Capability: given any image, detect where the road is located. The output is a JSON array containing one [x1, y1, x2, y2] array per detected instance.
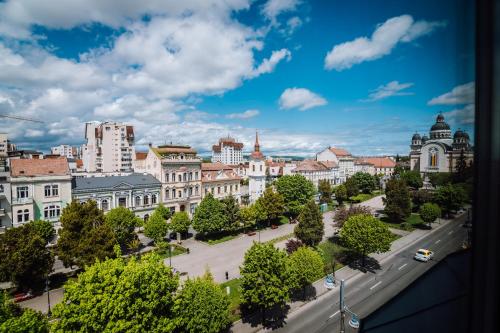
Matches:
[[268, 213, 467, 333]]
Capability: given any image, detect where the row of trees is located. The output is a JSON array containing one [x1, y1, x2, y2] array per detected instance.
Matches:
[[331, 172, 382, 205]]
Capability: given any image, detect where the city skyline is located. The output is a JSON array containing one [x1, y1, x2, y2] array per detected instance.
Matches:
[[0, 0, 474, 156]]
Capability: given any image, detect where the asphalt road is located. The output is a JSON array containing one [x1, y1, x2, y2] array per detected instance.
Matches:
[[271, 214, 467, 333]]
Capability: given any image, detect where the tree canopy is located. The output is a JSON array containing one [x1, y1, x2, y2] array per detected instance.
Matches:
[[192, 193, 228, 235], [155, 203, 173, 221], [220, 195, 241, 231], [275, 174, 315, 217], [334, 184, 348, 205], [333, 205, 372, 228], [144, 210, 169, 245], [419, 203, 441, 228], [0, 223, 54, 290], [383, 178, 411, 223], [0, 293, 48, 333], [344, 177, 360, 197], [294, 200, 324, 247], [433, 183, 466, 216], [400, 170, 423, 189], [29, 220, 55, 244], [257, 187, 285, 224], [57, 201, 117, 268], [351, 172, 376, 194], [169, 211, 191, 235], [51, 253, 179, 333], [105, 206, 140, 250], [318, 180, 333, 204], [239, 203, 266, 230], [411, 189, 434, 211], [288, 247, 324, 294]]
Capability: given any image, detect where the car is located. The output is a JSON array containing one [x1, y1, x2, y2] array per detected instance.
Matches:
[[13, 291, 34, 303], [414, 249, 434, 262]]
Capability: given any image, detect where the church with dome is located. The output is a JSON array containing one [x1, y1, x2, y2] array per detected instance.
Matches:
[[409, 114, 473, 174]]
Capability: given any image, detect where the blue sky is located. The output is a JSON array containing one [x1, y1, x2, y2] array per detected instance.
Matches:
[[0, 0, 475, 156]]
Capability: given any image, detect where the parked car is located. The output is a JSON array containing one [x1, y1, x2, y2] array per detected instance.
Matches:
[[13, 291, 34, 303], [414, 249, 434, 262]]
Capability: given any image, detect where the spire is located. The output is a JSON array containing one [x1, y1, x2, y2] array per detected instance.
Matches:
[[254, 131, 260, 152]]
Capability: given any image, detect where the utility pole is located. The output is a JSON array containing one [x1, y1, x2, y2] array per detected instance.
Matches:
[[340, 279, 345, 333]]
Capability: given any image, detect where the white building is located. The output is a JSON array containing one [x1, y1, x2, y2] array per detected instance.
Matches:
[[248, 132, 266, 203], [355, 157, 396, 176], [292, 160, 340, 188], [0, 133, 15, 172], [51, 145, 80, 159], [316, 147, 355, 183], [410, 114, 473, 174], [82, 122, 135, 173], [0, 171, 12, 229], [9, 157, 72, 227], [211, 136, 244, 165], [201, 162, 242, 202]]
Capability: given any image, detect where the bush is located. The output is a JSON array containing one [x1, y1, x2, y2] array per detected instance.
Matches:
[[285, 239, 304, 254], [333, 205, 372, 228]]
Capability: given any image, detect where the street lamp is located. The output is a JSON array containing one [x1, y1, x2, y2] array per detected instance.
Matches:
[[339, 279, 360, 332]]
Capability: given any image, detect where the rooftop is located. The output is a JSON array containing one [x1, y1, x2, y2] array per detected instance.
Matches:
[[73, 173, 161, 191], [10, 157, 70, 177]]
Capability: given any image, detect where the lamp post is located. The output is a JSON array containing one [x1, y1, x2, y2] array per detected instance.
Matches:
[[339, 279, 360, 332]]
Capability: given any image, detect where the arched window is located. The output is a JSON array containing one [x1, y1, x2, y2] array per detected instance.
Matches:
[[17, 210, 23, 223], [135, 196, 141, 207], [24, 209, 29, 222], [44, 205, 61, 219], [152, 194, 157, 204], [101, 199, 109, 211], [165, 188, 170, 199], [143, 195, 149, 205], [429, 147, 439, 167]]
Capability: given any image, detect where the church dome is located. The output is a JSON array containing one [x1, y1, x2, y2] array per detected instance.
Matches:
[[454, 129, 465, 139], [431, 121, 451, 131], [422, 135, 429, 143], [412, 133, 421, 140]]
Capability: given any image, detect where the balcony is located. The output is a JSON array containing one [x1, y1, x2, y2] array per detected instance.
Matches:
[[0, 208, 5, 216], [12, 197, 33, 205]]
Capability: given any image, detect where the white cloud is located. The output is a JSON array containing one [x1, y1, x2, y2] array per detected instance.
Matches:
[[364, 80, 414, 101], [428, 82, 475, 105], [279, 88, 327, 111], [226, 109, 260, 119], [249, 49, 291, 78], [25, 129, 44, 138], [442, 104, 475, 125], [262, 0, 300, 24], [324, 15, 445, 71]]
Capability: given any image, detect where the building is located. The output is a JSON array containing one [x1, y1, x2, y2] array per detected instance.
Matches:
[[51, 145, 80, 159], [9, 157, 72, 227], [0, 171, 12, 229], [316, 146, 355, 183], [211, 136, 244, 165], [201, 162, 242, 202], [354, 159, 376, 175], [248, 132, 266, 202], [410, 114, 473, 174], [81, 122, 135, 173], [292, 160, 340, 188], [133, 152, 148, 172], [72, 173, 161, 222], [143, 144, 202, 216], [355, 157, 396, 176]]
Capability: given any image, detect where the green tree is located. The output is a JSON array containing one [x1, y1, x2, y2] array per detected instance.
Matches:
[[239, 204, 266, 231], [144, 211, 169, 245], [57, 201, 117, 268], [51, 253, 178, 333], [257, 187, 285, 225], [170, 211, 191, 236], [428, 172, 453, 187], [419, 203, 441, 228], [351, 172, 376, 194], [334, 184, 348, 206], [275, 174, 315, 217], [288, 247, 324, 298], [411, 189, 434, 212], [294, 200, 324, 247], [105, 206, 140, 250], [400, 170, 423, 190], [29, 220, 55, 244], [1, 292, 48, 333], [340, 215, 393, 266], [155, 203, 172, 221], [318, 180, 333, 204], [433, 183, 467, 216], [240, 242, 291, 322], [192, 193, 228, 235], [454, 149, 468, 183], [333, 205, 372, 228], [383, 178, 411, 223], [173, 272, 230, 333], [344, 177, 359, 197], [0, 224, 54, 290], [220, 195, 241, 231]]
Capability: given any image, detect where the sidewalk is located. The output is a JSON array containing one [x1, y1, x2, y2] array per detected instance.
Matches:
[[231, 214, 459, 333]]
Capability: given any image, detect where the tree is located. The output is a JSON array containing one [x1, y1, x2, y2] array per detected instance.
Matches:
[[344, 177, 359, 197], [285, 239, 304, 254], [383, 178, 411, 223], [400, 170, 423, 190], [57, 201, 117, 268], [428, 172, 453, 187], [419, 203, 441, 228], [433, 183, 467, 216], [105, 206, 141, 250], [340, 215, 393, 266], [411, 189, 434, 211], [144, 211, 169, 245], [29, 220, 55, 244], [288, 247, 324, 298], [239, 204, 266, 231], [294, 200, 324, 247], [192, 193, 228, 235], [333, 205, 372, 228], [155, 203, 172, 221], [220, 195, 241, 231], [1, 291, 48, 333], [240, 243, 291, 321], [351, 172, 376, 194], [257, 187, 285, 224], [52, 253, 178, 332], [170, 211, 191, 236], [334, 184, 348, 206], [275, 174, 315, 217], [318, 180, 333, 204], [173, 272, 230, 333], [0, 224, 54, 290]]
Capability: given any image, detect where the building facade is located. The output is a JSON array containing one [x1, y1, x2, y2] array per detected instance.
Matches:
[[292, 160, 340, 188], [410, 114, 473, 174], [9, 158, 72, 227], [248, 132, 266, 203], [201, 162, 242, 202], [51, 145, 80, 159], [211, 136, 244, 165], [143, 144, 202, 216], [316, 147, 355, 183], [72, 173, 161, 222], [0, 171, 12, 228], [355, 157, 396, 176], [82, 122, 135, 173]]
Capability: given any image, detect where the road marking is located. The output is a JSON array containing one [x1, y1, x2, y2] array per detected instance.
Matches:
[[369, 281, 382, 290], [398, 263, 408, 270], [435, 239, 441, 244], [329, 310, 340, 318], [448, 231, 453, 235]]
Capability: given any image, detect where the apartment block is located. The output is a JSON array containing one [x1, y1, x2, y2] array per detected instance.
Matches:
[[51, 144, 80, 159], [211, 136, 244, 165]]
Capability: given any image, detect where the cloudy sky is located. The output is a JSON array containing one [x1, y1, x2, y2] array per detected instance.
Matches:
[[0, 0, 475, 156]]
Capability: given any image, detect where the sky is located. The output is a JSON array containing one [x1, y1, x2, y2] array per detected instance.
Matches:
[[0, 0, 475, 157]]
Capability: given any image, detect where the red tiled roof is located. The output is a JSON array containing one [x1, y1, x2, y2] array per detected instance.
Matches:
[[293, 160, 329, 172], [136, 152, 148, 160], [329, 147, 351, 156], [358, 157, 396, 168], [318, 161, 338, 168], [76, 159, 83, 168], [202, 162, 233, 171], [11, 157, 70, 177], [202, 169, 242, 182], [250, 151, 264, 160]]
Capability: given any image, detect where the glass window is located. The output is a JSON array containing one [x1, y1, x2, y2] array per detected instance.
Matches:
[[24, 209, 29, 222], [152, 194, 157, 204], [143, 196, 149, 205], [165, 173, 169, 182], [52, 185, 59, 196], [101, 199, 109, 211], [44, 185, 51, 197], [17, 210, 23, 223], [17, 186, 28, 198], [44, 205, 61, 219], [0, 184, 3, 193], [165, 189, 170, 199], [118, 197, 127, 207], [135, 196, 141, 206]]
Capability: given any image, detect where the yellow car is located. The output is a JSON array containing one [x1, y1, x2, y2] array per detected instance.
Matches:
[[414, 249, 434, 262]]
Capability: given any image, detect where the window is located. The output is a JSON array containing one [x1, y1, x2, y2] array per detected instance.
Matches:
[[224, 185, 227, 193], [0, 184, 4, 193], [165, 173, 169, 182], [44, 205, 61, 219], [44, 184, 59, 197], [178, 190, 182, 198], [195, 186, 199, 195], [17, 186, 28, 199], [101, 199, 109, 211], [24, 209, 29, 222], [218, 186, 221, 194], [171, 173, 175, 182], [173, 189, 176, 198], [135, 196, 141, 206], [178, 174, 182, 182], [17, 210, 24, 223], [205, 188, 208, 195], [429, 147, 438, 167], [165, 189, 170, 199], [235, 184, 238, 191], [152, 194, 157, 204], [195, 171, 199, 180], [260, 165, 263, 171], [144, 196, 149, 205], [118, 197, 127, 207], [183, 173, 187, 182], [143, 214, 149, 223], [252, 165, 255, 172], [189, 172, 193, 181], [189, 187, 193, 196]]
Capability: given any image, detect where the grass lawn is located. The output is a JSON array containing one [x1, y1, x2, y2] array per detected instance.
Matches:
[[156, 243, 188, 259], [203, 234, 240, 245], [278, 215, 289, 225], [349, 193, 376, 203], [220, 278, 242, 322], [317, 240, 349, 274], [381, 213, 426, 231], [265, 232, 294, 245]]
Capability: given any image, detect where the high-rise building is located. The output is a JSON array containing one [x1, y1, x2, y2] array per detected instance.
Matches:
[[248, 131, 266, 202], [51, 145, 80, 159], [82, 122, 135, 173], [211, 136, 244, 165]]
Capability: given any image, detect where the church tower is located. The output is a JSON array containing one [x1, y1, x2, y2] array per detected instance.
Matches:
[[248, 131, 266, 202]]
